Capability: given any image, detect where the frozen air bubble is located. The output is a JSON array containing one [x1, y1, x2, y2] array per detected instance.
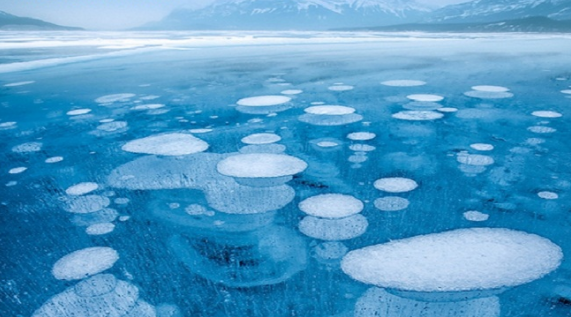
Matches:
[[216, 153, 307, 178], [97, 121, 127, 132], [299, 214, 368, 241], [402, 101, 443, 111], [314, 241, 349, 260], [528, 126, 556, 134], [66, 182, 99, 196], [437, 107, 458, 113], [281, 89, 303, 95], [67, 109, 92, 116], [95, 93, 135, 104], [317, 141, 340, 148], [328, 85, 354, 91], [311, 101, 325, 105], [341, 228, 563, 292], [561, 89, 571, 94], [52, 247, 119, 280], [532, 111, 562, 118], [349, 144, 376, 152], [348, 155, 368, 163], [86, 223, 115, 235], [188, 128, 213, 133], [184, 204, 214, 216], [299, 194, 363, 219], [122, 133, 209, 156], [381, 80, 426, 87], [45, 156, 64, 163], [470, 143, 494, 151], [237, 95, 291, 106], [526, 138, 545, 145], [4, 81, 34, 87], [538, 191, 558, 200], [472, 85, 509, 92], [131, 104, 165, 110], [464, 91, 514, 99], [463, 210, 489, 222], [374, 177, 418, 193], [12, 142, 42, 153], [8, 167, 27, 174], [457, 153, 494, 166], [0, 121, 17, 129], [406, 94, 444, 102], [241, 133, 281, 145], [239, 144, 286, 154], [64, 195, 110, 214], [392, 110, 443, 121], [347, 132, 376, 141], [374, 196, 410, 211], [6, 181, 17, 187], [139, 95, 160, 101], [114, 198, 130, 205], [305, 105, 355, 115]]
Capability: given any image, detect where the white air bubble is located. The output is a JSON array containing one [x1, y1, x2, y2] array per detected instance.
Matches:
[[406, 94, 444, 102], [299, 194, 363, 219], [374, 196, 410, 211], [470, 143, 494, 151], [67, 109, 92, 116], [122, 133, 209, 156], [66, 182, 99, 196], [347, 132, 376, 141], [52, 247, 119, 280], [86, 223, 115, 235], [8, 167, 27, 174], [374, 177, 418, 193], [532, 111, 562, 118], [538, 191, 558, 200], [463, 210, 489, 222], [381, 80, 426, 87]]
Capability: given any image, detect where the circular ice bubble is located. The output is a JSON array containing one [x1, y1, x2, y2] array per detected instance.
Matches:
[[97, 121, 128, 132], [67, 109, 92, 116], [470, 143, 494, 151], [328, 85, 354, 91], [381, 80, 426, 87], [538, 191, 558, 200], [560, 89, 571, 94], [4, 81, 34, 87], [317, 141, 340, 148], [463, 210, 489, 222], [237, 95, 291, 107], [472, 85, 509, 92], [239, 144, 286, 154], [464, 91, 514, 99], [64, 195, 110, 214], [122, 133, 209, 156], [66, 182, 99, 196], [216, 153, 307, 178], [402, 101, 442, 111], [374, 196, 410, 211], [12, 142, 42, 153], [299, 214, 368, 241], [374, 177, 418, 193], [341, 228, 563, 292], [347, 132, 376, 141], [73, 273, 117, 297], [437, 107, 458, 113], [314, 241, 349, 260], [392, 110, 443, 121], [348, 155, 368, 163], [526, 138, 545, 145], [457, 153, 494, 166], [52, 247, 119, 280], [131, 104, 165, 110], [532, 111, 562, 118], [528, 126, 556, 134], [241, 133, 281, 145], [188, 128, 213, 134], [406, 94, 444, 102], [45, 156, 64, 163], [86, 223, 115, 235], [281, 89, 303, 95], [305, 105, 355, 115], [95, 93, 135, 104], [299, 194, 364, 219], [8, 167, 27, 174], [349, 144, 376, 152], [0, 121, 17, 129]]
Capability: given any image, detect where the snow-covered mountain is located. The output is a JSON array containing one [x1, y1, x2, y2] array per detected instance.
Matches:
[[428, 0, 571, 23], [0, 11, 83, 30], [140, 0, 431, 30]]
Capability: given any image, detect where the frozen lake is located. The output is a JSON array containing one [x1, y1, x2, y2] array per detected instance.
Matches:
[[1, 31, 570, 317]]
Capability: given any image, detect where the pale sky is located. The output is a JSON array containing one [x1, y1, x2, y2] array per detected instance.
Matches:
[[1, 0, 471, 30]]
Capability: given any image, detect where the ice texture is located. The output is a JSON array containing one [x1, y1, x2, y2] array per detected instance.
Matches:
[[341, 228, 563, 292]]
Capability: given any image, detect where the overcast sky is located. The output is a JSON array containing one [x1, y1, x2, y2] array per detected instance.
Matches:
[[2, 0, 471, 30]]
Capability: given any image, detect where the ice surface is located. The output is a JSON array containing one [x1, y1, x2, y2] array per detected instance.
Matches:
[[122, 133, 209, 156], [374, 196, 410, 211], [531, 110, 562, 118], [341, 228, 563, 292], [299, 194, 363, 219], [374, 177, 418, 193], [381, 80, 426, 87], [66, 182, 99, 196], [406, 94, 444, 102], [392, 110, 444, 121], [241, 133, 281, 144], [52, 247, 119, 280], [216, 153, 307, 178], [347, 132, 376, 141], [304, 105, 355, 115], [237, 95, 291, 106], [299, 214, 368, 241]]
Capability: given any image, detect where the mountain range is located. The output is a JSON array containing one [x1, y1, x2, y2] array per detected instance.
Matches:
[[0, 10, 83, 30], [141, 0, 571, 30]]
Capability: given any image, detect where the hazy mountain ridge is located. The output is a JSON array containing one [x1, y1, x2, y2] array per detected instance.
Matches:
[[0, 10, 83, 30], [139, 0, 431, 30], [428, 0, 571, 23]]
